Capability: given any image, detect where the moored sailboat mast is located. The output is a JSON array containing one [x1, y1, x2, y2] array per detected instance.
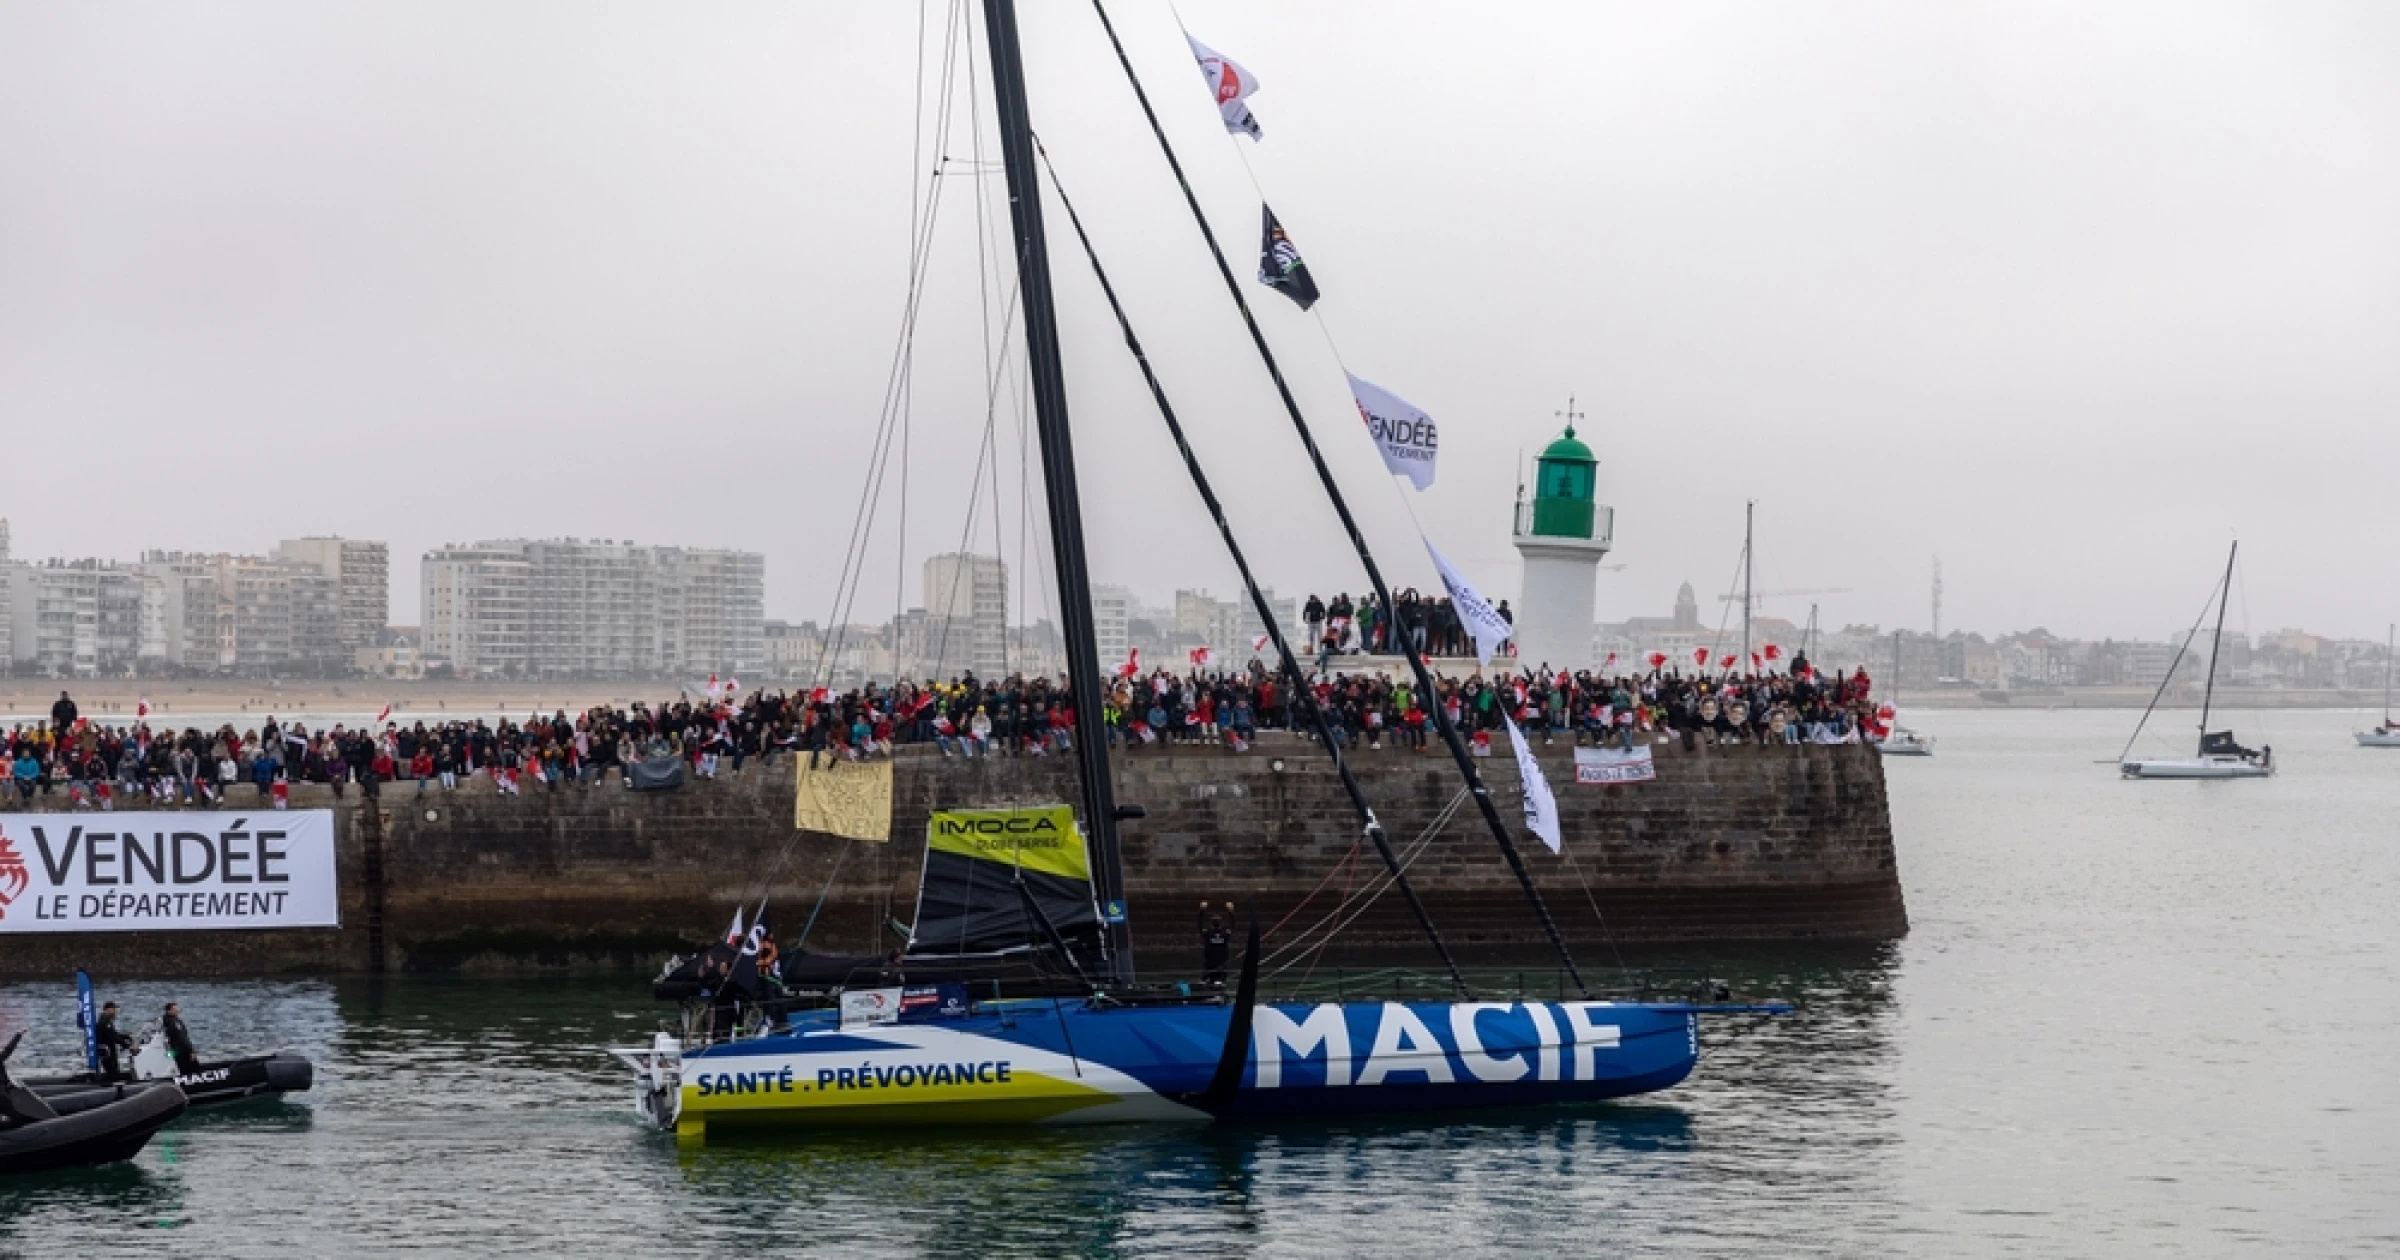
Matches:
[[2197, 540, 2237, 750]]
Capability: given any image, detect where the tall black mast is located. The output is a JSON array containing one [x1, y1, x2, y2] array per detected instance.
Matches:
[[2198, 539, 2237, 748], [981, 0, 1133, 981]]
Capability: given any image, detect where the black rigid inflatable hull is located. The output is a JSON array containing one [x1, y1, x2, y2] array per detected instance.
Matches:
[[30, 1053, 314, 1110], [0, 1081, 187, 1175]]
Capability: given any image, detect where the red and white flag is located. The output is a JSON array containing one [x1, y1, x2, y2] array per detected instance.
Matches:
[[1251, 632, 1270, 654], [136, 697, 150, 718], [1117, 647, 1141, 679], [1188, 36, 1263, 140], [1764, 643, 1783, 662], [376, 703, 393, 724], [1720, 653, 1737, 670], [725, 676, 740, 697], [1189, 646, 1215, 670], [705, 673, 721, 700], [1692, 647, 1709, 667], [1648, 651, 1669, 670], [807, 687, 830, 705], [1603, 652, 1618, 669]]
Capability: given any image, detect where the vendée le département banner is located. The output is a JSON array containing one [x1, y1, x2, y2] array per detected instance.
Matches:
[[0, 810, 339, 933]]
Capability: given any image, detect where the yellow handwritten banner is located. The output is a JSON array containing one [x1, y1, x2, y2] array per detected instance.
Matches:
[[793, 758, 894, 843]]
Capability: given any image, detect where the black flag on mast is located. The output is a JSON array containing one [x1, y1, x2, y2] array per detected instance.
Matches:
[[1258, 205, 1320, 311]]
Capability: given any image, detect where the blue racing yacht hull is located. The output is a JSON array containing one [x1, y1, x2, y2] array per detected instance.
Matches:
[[656, 998, 1714, 1133]]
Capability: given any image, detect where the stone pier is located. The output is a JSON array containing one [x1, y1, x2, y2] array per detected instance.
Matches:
[[0, 733, 1906, 976]]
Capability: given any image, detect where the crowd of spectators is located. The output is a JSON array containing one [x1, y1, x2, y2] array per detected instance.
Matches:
[[1299, 590, 1510, 660], [0, 660, 1887, 809]]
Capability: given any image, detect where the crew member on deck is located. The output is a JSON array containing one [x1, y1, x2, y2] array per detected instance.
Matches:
[[95, 1001, 135, 1081], [163, 1002, 201, 1075], [1199, 902, 1235, 985]]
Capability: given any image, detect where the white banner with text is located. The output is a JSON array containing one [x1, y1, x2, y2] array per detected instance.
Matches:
[[1574, 746, 1658, 785], [0, 810, 339, 933]]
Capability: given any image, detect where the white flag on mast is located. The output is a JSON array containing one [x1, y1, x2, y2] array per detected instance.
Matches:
[[1505, 713, 1562, 854], [1348, 374, 1438, 491], [1188, 37, 1264, 140], [1425, 541, 1513, 666]]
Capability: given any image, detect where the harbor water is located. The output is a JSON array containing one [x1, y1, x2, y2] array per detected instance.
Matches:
[[1, 708, 2393, 1256]]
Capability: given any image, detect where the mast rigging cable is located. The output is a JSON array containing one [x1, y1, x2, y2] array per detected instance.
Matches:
[[1037, 139, 1470, 996], [1088, 0, 1588, 994]]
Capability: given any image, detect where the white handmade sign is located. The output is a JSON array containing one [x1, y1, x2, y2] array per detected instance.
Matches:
[[1573, 746, 1658, 785], [0, 810, 339, 933]]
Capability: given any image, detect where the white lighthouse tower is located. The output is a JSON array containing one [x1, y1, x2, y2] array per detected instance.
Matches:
[[1511, 410, 1614, 673]]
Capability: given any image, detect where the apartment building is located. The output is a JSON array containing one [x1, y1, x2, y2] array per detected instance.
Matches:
[[422, 539, 763, 678], [274, 537, 390, 652], [922, 552, 1008, 678]]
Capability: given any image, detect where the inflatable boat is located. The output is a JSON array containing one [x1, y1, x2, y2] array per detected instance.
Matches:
[[1, 1034, 189, 1175], [29, 1030, 313, 1110]]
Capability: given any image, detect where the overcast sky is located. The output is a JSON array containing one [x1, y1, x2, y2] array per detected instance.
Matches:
[[5, 2, 2398, 643]]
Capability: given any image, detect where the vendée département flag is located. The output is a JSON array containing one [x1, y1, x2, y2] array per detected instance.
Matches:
[[1348, 373, 1438, 490], [1505, 713, 1563, 854], [1259, 205, 1319, 310], [1424, 540, 1515, 666], [1188, 37, 1263, 140]]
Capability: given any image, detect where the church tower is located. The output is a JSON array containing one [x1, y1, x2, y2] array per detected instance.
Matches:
[[1510, 412, 1614, 672]]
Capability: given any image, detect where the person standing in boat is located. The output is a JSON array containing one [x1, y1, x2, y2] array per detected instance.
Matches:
[[162, 1002, 201, 1075], [1199, 902, 1234, 985], [94, 1001, 135, 1081]]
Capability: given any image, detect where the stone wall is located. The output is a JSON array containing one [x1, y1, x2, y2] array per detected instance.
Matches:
[[0, 733, 1905, 976]]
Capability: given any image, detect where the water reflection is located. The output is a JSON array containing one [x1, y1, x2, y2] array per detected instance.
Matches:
[[662, 1105, 1705, 1255], [0, 1162, 185, 1247]]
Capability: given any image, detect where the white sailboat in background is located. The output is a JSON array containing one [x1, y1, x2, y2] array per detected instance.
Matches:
[[2357, 624, 2400, 748], [1879, 630, 1934, 757], [2120, 541, 2272, 780]]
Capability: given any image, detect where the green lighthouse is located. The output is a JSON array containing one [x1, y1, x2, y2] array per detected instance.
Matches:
[[1527, 426, 1598, 539], [1512, 403, 1615, 671]]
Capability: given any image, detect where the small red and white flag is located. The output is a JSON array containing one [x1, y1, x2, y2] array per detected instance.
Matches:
[[1648, 651, 1669, 670], [704, 673, 721, 700], [1188, 37, 1264, 140], [1750, 652, 1762, 671], [1603, 652, 1618, 669], [136, 697, 150, 718], [1189, 646, 1215, 670], [1117, 647, 1141, 679], [1692, 647, 1710, 667], [1720, 653, 1737, 670], [1764, 643, 1783, 662], [376, 703, 393, 724], [808, 687, 831, 705], [1251, 632, 1271, 653], [725, 676, 740, 697]]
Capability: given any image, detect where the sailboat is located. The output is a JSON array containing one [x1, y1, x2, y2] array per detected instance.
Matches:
[[2120, 542, 2272, 779], [1878, 631, 1934, 757], [2356, 625, 2400, 747], [609, 0, 1784, 1136]]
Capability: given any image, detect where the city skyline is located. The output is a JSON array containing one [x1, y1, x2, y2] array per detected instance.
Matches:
[[6, 4, 2399, 647]]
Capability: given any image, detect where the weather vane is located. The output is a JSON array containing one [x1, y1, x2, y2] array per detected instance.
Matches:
[[1555, 395, 1585, 437]]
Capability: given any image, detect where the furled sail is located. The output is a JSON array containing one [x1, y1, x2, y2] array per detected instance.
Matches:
[[909, 805, 1102, 957]]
